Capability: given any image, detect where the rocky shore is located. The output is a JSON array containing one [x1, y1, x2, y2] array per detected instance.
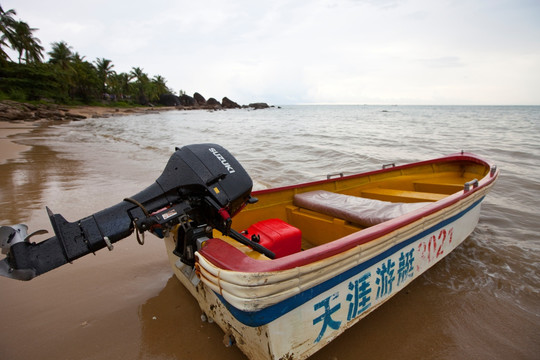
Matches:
[[0, 94, 272, 123], [159, 92, 271, 111], [0, 100, 86, 122], [0, 100, 167, 122]]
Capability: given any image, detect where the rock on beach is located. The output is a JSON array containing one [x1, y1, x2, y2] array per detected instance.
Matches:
[[0, 100, 86, 122], [1, 93, 274, 124]]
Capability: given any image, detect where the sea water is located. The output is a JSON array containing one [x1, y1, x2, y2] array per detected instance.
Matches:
[[2, 105, 539, 359]]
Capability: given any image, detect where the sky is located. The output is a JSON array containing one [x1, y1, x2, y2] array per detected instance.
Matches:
[[3, 0, 540, 105]]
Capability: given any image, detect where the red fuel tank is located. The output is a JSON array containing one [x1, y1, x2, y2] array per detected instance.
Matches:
[[242, 219, 301, 258]]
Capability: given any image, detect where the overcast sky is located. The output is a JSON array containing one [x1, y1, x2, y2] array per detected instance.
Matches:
[[3, 0, 540, 105]]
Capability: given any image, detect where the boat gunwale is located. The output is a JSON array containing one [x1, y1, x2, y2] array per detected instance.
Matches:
[[197, 152, 499, 273]]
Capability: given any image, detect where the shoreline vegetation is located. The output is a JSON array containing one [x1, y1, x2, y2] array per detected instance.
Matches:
[[1, 5, 271, 113]]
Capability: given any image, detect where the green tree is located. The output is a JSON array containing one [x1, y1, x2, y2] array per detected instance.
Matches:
[[152, 75, 168, 93], [71, 54, 99, 101], [108, 72, 132, 100], [130, 66, 149, 104], [0, 62, 63, 101], [46, 41, 74, 100], [1, 7, 43, 64], [0, 5, 17, 63], [146, 75, 169, 102], [47, 41, 73, 70], [11, 20, 43, 63], [94, 57, 114, 94]]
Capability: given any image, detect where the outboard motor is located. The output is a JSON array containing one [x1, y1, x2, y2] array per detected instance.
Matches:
[[0, 144, 273, 281]]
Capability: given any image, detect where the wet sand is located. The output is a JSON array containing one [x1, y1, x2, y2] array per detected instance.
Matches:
[[0, 118, 247, 360], [0, 122, 35, 164]]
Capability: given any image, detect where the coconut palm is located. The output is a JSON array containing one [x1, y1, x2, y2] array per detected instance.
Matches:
[[152, 75, 169, 94], [47, 41, 73, 70], [10, 20, 43, 63], [0, 34, 10, 63], [70, 53, 100, 101], [108, 72, 132, 100], [0, 5, 16, 32], [94, 57, 115, 94], [130, 66, 150, 104], [0, 5, 17, 63], [130, 66, 148, 84]]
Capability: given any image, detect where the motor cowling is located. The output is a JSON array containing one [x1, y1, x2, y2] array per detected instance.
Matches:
[[157, 144, 253, 219]]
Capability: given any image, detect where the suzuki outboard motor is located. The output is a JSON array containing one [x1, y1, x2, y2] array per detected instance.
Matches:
[[0, 144, 273, 281]]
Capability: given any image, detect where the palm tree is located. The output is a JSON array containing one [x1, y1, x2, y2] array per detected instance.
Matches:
[[1, 6, 43, 64], [70, 54, 100, 101], [152, 75, 169, 95], [0, 33, 10, 63], [0, 5, 16, 33], [130, 66, 149, 104], [11, 20, 43, 63], [46, 41, 76, 101], [130, 66, 148, 83], [72, 52, 85, 62], [47, 41, 73, 70], [109, 72, 132, 100], [94, 58, 114, 94], [0, 5, 17, 63]]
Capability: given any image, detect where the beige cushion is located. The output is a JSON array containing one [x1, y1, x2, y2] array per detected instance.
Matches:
[[293, 190, 430, 227]]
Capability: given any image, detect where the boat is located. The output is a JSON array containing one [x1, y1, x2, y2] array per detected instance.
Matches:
[[0, 144, 499, 360]]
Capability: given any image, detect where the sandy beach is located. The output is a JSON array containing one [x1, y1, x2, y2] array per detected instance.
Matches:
[[0, 104, 175, 164]]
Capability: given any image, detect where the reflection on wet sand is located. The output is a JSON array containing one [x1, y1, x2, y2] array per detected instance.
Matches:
[[0, 144, 81, 224]]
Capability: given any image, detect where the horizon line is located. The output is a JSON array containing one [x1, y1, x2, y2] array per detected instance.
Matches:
[[279, 103, 540, 107]]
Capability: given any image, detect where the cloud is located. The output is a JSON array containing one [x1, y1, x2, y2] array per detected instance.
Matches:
[[3, 0, 540, 104], [418, 57, 465, 68]]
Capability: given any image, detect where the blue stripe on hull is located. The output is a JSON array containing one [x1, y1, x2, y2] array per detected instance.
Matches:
[[217, 197, 484, 327]]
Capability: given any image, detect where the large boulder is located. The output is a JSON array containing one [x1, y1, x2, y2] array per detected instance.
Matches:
[[159, 94, 181, 106], [222, 97, 241, 109], [179, 94, 197, 106], [193, 92, 206, 105], [206, 98, 222, 108], [249, 102, 270, 109]]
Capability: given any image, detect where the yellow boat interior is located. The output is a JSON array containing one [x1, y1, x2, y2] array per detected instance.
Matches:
[[208, 158, 490, 259]]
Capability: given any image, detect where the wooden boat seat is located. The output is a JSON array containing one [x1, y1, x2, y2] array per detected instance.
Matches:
[[293, 190, 431, 227], [413, 180, 464, 194], [360, 188, 447, 202]]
